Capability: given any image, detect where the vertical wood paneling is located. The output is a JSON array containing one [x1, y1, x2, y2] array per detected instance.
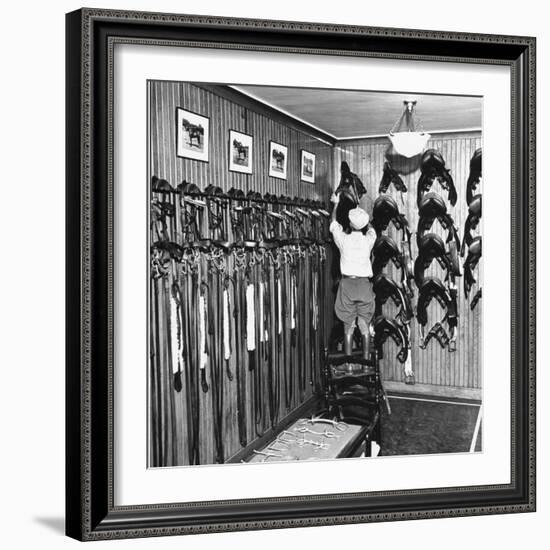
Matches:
[[149, 81, 334, 466], [336, 133, 482, 390], [150, 80, 481, 469], [151, 81, 333, 202]]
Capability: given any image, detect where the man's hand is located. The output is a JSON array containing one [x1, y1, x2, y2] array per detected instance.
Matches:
[[330, 192, 340, 204]]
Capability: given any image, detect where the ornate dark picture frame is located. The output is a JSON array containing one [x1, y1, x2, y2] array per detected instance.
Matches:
[[66, 8, 536, 541]]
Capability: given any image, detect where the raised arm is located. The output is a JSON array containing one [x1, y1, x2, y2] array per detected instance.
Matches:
[[330, 191, 339, 223]]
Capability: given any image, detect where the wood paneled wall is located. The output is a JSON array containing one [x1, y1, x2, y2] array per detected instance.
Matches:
[[148, 81, 334, 466], [334, 132, 482, 389], [148, 79, 483, 469], [149, 80, 334, 201]]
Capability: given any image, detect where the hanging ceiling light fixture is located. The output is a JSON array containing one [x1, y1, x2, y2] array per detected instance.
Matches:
[[388, 100, 431, 158]]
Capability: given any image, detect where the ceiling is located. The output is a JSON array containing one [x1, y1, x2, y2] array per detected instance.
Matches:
[[233, 85, 482, 139]]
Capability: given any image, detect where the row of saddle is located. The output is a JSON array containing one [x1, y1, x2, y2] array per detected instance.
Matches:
[[370, 190, 480, 298], [379, 147, 482, 208], [368, 148, 483, 353], [462, 149, 482, 308], [151, 176, 332, 247]]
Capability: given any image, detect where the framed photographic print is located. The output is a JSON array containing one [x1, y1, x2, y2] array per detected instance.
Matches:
[[268, 140, 288, 179], [66, 7, 536, 542], [301, 149, 316, 183], [176, 107, 209, 161], [229, 129, 253, 174]]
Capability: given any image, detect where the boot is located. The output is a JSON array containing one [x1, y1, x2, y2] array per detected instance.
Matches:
[[344, 332, 353, 357], [361, 334, 370, 361]]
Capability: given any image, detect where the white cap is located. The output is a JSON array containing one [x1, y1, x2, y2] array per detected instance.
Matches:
[[349, 207, 370, 230]]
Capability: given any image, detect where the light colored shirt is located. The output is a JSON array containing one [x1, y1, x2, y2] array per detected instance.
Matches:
[[330, 220, 377, 277]]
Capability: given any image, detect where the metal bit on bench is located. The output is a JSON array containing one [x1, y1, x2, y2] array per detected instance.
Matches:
[[253, 449, 282, 460], [269, 441, 290, 452], [296, 426, 340, 439], [302, 438, 329, 450], [298, 416, 349, 432]]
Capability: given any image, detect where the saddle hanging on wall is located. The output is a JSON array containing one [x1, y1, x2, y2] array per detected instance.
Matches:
[[466, 148, 482, 205], [334, 161, 367, 230], [373, 273, 413, 324], [371, 315, 409, 363], [461, 194, 482, 255], [416, 149, 457, 207], [371, 194, 409, 235], [463, 236, 482, 297], [415, 276, 458, 351], [463, 148, 482, 307], [413, 233, 453, 287], [379, 161, 407, 193]]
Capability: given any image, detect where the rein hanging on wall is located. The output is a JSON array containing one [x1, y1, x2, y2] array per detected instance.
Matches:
[[149, 177, 330, 466]]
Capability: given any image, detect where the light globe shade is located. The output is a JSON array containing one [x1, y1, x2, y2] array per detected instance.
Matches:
[[389, 131, 431, 158]]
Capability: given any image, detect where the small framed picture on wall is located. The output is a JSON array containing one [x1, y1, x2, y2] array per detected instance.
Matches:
[[268, 141, 288, 180], [301, 149, 316, 183], [229, 130, 253, 174], [176, 107, 209, 162]]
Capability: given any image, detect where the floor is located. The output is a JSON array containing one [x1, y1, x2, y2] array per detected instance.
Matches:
[[380, 393, 482, 456]]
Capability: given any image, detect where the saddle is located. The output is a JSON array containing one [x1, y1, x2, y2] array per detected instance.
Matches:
[[371, 235, 402, 275], [463, 236, 482, 296], [416, 192, 461, 251], [461, 194, 482, 255], [416, 276, 458, 350], [227, 187, 245, 199], [379, 161, 407, 193], [151, 175, 174, 194], [335, 161, 367, 201], [372, 315, 409, 363], [417, 149, 457, 207], [416, 276, 451, 327], [466, 148, 482, 205], [413, 233, 452, 286], [371, 194, 409, 235], [177, 181, 201, 195], [335, 161, 366, 230], [205, 184, 226, 197], [373, 274, 413, 323]]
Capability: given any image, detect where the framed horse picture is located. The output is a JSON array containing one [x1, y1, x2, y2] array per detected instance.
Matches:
[[269, 140, 288, 179], [229, 130, 253, 174], [301, 149, 316, 183], [176, 107, 209, 162], [66, 7, 536, 542]]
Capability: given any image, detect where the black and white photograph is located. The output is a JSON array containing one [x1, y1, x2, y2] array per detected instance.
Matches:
[[268, 140, 288, 179], [229, 129, 253, 174], [63, 5, 537, 542], [301, 149, 316, 183], [149, 81, 483, 467], [176, 106, 209, 161]]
